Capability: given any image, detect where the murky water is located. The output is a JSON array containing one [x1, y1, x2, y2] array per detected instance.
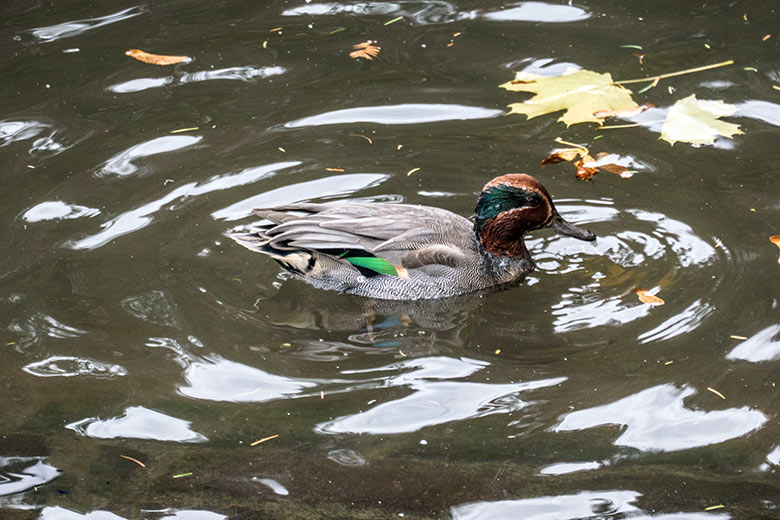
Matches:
[[2, 1, 780, 518]]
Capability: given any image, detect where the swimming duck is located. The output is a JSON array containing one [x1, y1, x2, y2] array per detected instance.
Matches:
[[229, 174, 595, 300]]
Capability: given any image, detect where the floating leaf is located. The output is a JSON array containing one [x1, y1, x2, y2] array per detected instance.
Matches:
[[660, 94, 742, 145], [541, 147, 585, 165], [350, 41, 380, 60], [633, 288, 664, 305], [501, 68, 639, 126], [575, 155, 600, 181], [771, 235, 780, 263], [541, 142, 635, 181], [125, 49, 191, 65]]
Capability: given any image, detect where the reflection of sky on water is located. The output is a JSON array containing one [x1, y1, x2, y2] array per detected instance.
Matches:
[[141, 510, 228, 520], [317, 378, 564, 434], [538, 204, 718, 337], [23, 356, 126, 378], [451, 490, 642, 520], [178, 354, 317, 403], [99, 135, 202, 177], [108, 66, 287, 94], [29, 7, 145, 42], [284, 104, 503, 127], [0, 456, 61, 508], [317, 356, 564, 434], [451, 490, 731, 520], [538, 461, 601, 476], [283, 1, 590, 24], [726, 325, 780, 362], [555, 384, 766, 452], [23, 201, 100, 222], [69, 161, 300, 250], [66, 406, 207, 442], [214, 173, 389, 221]]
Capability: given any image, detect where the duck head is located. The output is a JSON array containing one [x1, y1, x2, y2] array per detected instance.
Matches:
[[474, 173, 595, 257]]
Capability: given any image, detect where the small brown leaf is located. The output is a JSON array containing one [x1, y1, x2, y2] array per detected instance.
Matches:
[[633, 288, 665, 305], [541, 147, 586, 166], [574, 155, 600, 181], [770, 235, 780, 263], [592, 152, 634, 178], [125, 49, 191, 65], [350, 41, 380, 60]]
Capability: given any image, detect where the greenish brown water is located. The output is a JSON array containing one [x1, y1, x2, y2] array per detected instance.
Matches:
[[2, 1, 780, 519]]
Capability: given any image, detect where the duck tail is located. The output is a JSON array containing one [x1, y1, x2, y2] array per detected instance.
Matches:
[[227, 232, 315, 275]]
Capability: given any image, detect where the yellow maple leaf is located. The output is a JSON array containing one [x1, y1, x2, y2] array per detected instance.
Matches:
[[500, 68, 639, 126], [660, 94, 742, 146]]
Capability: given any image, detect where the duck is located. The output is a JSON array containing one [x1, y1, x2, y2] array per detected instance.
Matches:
[[228, 174, 595, 300]]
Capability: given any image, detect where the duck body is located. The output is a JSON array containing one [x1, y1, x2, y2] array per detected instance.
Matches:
[[230, 174, 595, 300]]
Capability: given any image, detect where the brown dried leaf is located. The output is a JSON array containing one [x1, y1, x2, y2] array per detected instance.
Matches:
[[633, 288, 665, 305], [592, 152, 633, 178], [350, 41, 380, 60], [771, 235, 780, 263], [125, 49, 191, 65], [541, 147, 586, 166], [575, 155, 599, 181]]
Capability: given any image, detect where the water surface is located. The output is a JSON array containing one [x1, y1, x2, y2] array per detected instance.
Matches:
[[2, 1, 779, 518]]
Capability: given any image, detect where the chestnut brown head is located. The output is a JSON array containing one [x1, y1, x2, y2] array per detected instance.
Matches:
[[474, 174, 595, 257]]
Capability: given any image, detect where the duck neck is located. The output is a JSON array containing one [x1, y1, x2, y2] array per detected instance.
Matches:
[[475, 213, 530, 258]]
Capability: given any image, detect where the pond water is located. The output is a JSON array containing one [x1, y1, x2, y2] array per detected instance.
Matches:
[[2, 1, 779, 519]]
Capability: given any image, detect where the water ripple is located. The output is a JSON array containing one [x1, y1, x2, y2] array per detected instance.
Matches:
[[39, 507, 127, 519], [283, 1, 589, 25], [29, 7, 145, 42], [555, 384, 767, 452], [253, 479, 290, 496], [22, 201, 100, 223], [0, 456, 61, 506], [121, 291, 178, 327], [141, 509, 227, 520], [99, 135, 202, 177], [327, 448, 366, 467], [178, 354, 317, 403], [284, 104, 503, 127], [726, 324, 780, 362], [66, 406, 207, 442], [0, 120, 77, 157], [214, 173, 389, 221], [451, 490, 642, 520], [534, 202, 719, 337], [68, 161, 301, 250], [8, 312, 86, 351], [317, 378, 563, 434], [22, 356, 127, 378], [538, 461, 601, 476], [108, 66, 286, 94]]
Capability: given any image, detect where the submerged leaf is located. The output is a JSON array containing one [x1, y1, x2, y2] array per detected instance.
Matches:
[[350, 41, 381, 60], [125, 49, 191, 65], [660, 94, 742, 145], [633, 288, 665, 305], [501, 68, 639, 126]]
